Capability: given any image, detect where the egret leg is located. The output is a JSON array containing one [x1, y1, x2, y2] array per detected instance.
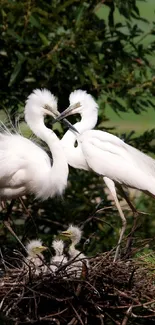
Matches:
[[2, 199, 27, 253], [117, 184, 148, 217], [4, 199, 15, 222], [4, 220, 27, 253], [103, 177, 127, 262], [2, 199, 15, 238], [1, 201, 6, 210], [19, 197, 30, 216], [116, 185, 141, 258], [116, 185, 138, 215]]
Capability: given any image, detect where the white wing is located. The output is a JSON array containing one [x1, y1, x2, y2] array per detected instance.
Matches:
[[0, 133, 52, 199], [80, 130, 155, 195], [0, 133, 51, 177]]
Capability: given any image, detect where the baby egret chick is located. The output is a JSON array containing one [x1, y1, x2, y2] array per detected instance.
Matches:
[[50, 239, 68, 273], [61, 225, 89, 278], [24, 239, 47, 275]]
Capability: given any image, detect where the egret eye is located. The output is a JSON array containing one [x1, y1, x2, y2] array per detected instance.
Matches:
[[74, 140, 78, 148]]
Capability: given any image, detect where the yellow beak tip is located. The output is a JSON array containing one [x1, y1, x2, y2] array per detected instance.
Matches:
[[40, 246, 47, 250]]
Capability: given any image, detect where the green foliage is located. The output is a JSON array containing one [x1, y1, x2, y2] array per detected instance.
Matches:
[[1, 0, 155, 112], [136, 249, 155, 276], [0, 0, 155, 254]]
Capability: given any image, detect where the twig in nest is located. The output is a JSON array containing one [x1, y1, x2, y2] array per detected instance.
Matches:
[[105, 312, 121, 325], [69, 301, 84, 325], [121, 306, 132, 325], [68, 317, 78, 325]]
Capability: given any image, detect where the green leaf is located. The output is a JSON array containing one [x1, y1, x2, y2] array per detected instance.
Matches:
[[52, 122, 63, 133], [0, 109, 8, 122], [57, 0, 79, 13], [75, 4, 86, 28], [38, 32, 50, 46], [18, 122, 33, 138], [9, 55, 25, 87], [29, 15, 41, 28]]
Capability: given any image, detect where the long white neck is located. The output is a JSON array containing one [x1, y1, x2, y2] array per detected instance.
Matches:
[[26, 118, 69, 198], [69, 243, 80, 258], [60, 110, 98, 170]]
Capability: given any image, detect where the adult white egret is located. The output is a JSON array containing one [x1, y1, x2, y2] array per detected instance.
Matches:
[[0, 89, 79, 248], [0, 89, 71, 201], [24, 239, 47, 275], [56, 90, 155, 261], [61, 225, 89, 278], [50, 239, 67, 273]]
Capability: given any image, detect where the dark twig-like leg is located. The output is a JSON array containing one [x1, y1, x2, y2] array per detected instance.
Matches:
[[3, 220, 27, 253], [116, 185, 138, 215], [116, 185, 143, 258], [2, 199, 27, 253], [3, 199, 15, 222], [103, 177, 127, 262]]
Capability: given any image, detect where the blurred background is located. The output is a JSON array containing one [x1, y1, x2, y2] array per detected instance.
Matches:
[[101, 0, 155, 133], [0, 0, 155, 256]]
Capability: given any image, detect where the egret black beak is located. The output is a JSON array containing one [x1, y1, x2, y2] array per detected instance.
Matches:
[[54, 102, 81, 122], [44, 106, 79, 134], [62, 118, 79, 134]]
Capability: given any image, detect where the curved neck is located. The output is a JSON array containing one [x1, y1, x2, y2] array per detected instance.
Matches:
[[60, 110, 97, 170], [69, 244, 80, 257], [56, 249, 63, 256], [28, 119, 66, 163], [26, 118, 68, 195]]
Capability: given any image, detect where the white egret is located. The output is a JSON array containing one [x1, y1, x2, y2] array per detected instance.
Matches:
[[24, 239, 47, 275], [50, 239, 67, 273], [61, 225, 89, 278], [0, 89, 70, 201], [0, 89, 77, 248], [56, 90, 155, 261]]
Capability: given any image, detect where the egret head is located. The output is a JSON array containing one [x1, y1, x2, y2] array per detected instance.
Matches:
[[52, 239, 64, 256], [25, 89, 59, 123], [61, 225, 82, 245], [25, 88, 79, 134], [26, 239, 47, 257], [55, 90, 98, 121]]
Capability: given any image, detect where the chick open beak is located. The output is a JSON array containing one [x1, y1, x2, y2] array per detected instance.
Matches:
[[54, 102, 81, 122], [43, 107, 79, 134], [38, 245, 48, 252], [59, 231, 72, 240]]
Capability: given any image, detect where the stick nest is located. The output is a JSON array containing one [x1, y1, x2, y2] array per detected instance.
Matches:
[[0, 251, 155, 325]]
